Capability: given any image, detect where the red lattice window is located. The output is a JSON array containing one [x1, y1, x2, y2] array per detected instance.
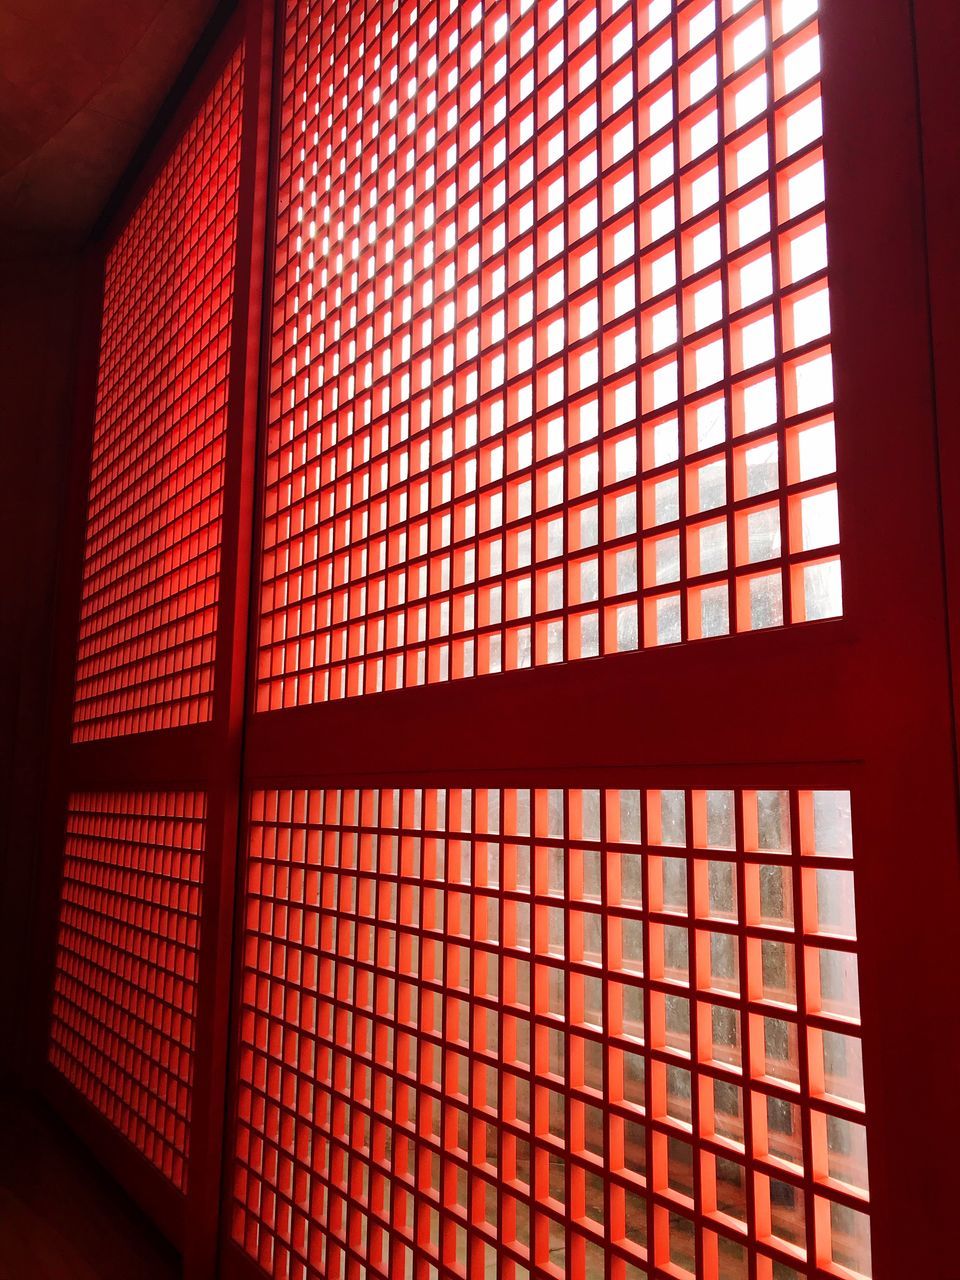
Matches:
[[72, 47, 245, 742], [231, 783, 870, 1280], [49, 791, 207, 1190], [256, 0, 840, 709]]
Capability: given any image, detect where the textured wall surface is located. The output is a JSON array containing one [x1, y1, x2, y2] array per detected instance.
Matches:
[[0, 0, 221, 257]]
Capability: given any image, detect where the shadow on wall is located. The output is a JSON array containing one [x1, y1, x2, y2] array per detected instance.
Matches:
[[0, 1088, 179, 1280], [0, 255, 82, 1086]]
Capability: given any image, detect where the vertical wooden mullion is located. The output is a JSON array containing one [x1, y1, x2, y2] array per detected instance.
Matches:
[[185, 0, 278, 1275], [910, 0, 960, 794], [215, 0, 298, 1273], [817, 1, 960, 1276]]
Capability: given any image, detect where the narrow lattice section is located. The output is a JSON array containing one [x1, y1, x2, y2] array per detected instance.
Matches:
[[256, 0, 840, 709], [231, 783, 870, 1280], [72, 47, 244, 741], [49, 791, 206, 1190]]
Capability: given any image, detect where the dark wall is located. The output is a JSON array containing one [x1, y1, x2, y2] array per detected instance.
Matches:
[[0, 0, 230, 1091], [0, 255, 83, 1084]]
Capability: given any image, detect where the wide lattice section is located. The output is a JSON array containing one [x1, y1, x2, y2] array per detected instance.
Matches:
[[72, 47, 245, 741], [257, 0, 840, 710], [231, 783, 870, 1280], [49, 791, 207, 1190]]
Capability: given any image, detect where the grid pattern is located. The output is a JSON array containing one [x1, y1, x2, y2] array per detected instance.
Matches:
[[231, 783, 870, 1280], [72, 47, 245, 741], [49, 791, 207, 1191], [257, 0, 841, 709]]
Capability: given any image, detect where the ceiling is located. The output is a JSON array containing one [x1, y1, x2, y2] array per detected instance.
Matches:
[[0, 0, 222, 259]]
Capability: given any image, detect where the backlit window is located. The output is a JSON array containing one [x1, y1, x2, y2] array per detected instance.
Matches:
[[72, 48, 244, 740], [49, 791, 207, 1190], [231, 782, 869, 1279], [257, 0, 840, 708]]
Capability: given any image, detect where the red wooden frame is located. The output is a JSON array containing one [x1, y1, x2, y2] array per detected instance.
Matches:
[[252, 0, 843, 716], [225, 776, 872, 1280], [33, 0, 960, 1278], [217, 1, 960, 1277], [912, 0, 960, 789]]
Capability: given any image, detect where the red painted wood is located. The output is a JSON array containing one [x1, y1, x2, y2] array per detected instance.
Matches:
[[31, 1, 960, 1277], [184, 0, 278, 1274], [218, 2, 960, 1280], [911, 0, 960, 795], [816, 2, 960, 1267]]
